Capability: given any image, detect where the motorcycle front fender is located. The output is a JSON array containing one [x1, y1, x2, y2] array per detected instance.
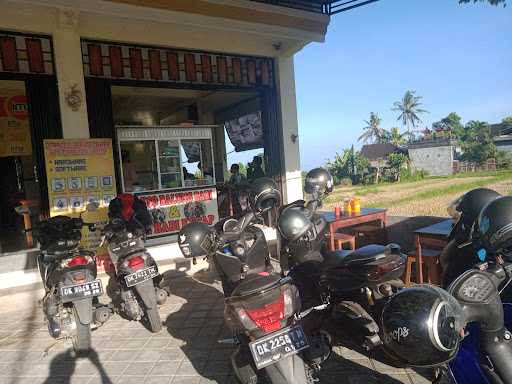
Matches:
[[73, 298, 93, 325], [134, 279, 158, 310]]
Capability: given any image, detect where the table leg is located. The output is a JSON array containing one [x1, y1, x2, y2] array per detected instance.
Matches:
[[381, 211, 388, 227], [415, 234, 423, 284], [329, 224, 335, 251]]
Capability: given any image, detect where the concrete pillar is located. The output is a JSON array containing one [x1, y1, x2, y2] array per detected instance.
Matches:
[[276, 55, 303, 204], [52, 10, 89, 139]]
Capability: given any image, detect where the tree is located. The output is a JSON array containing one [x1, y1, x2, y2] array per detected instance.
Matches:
[[460, 121, 497, 164], [387, 153, 408, 182], [326, 146, 369, 184], [459, 0, 506, 6], [502, 116, 512, 125], [392, 90, 428, 136], [431, 112, 465, 139], [384, 127, 408, 146], [358, 112, 386, 144]]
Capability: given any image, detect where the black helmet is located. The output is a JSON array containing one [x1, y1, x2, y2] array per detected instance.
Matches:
[[177, 222, 215, 258], [475, 196, 512, 256], [448, 188, 500, 239], [304, 168, 333, 195], [278, 206, 313, 241], [249, 177, 281, 213], [381, 285, 463, 367]]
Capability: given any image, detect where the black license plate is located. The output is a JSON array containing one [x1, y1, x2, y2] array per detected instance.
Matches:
[[124, 266, 158, 287], [60, 280, 103, 303], [249, 325, 309, 369]]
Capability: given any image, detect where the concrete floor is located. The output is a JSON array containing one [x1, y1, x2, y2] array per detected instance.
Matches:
[[0, 268, 434, 384]]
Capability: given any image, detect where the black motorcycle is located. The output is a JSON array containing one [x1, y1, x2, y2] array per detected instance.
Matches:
[[36, 215, 112, 353], [179, 181, 330, 384], [102, 217, 167, 332], [279, 168, 406, 350]]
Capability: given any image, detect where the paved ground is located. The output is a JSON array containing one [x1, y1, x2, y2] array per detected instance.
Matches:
[[0, 268, 433, 384]]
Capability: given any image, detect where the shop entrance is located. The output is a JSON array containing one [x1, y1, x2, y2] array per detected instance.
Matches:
[[0, 79, 41, 253]]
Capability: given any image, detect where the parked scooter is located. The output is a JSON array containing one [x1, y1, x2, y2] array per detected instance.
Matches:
[[36, 207, 113, 353], [279, 168, 406, 350], [381, 195, 512, 384], [103, 194, 168, 332], [178, 178, 330, 384]]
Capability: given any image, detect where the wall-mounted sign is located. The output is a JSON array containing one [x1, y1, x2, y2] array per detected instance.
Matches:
[[43, 139, 117, 265], [138, 187, 219, 237], [0, 92, 32, 157], [225, 111, 263, 152]]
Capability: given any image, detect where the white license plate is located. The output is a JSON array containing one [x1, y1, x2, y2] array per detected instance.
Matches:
[[124, 266, 158, 287], [249, 325, 309, 369], [60, 279, 103, 303]]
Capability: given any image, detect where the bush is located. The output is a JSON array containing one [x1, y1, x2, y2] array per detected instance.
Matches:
[[400, 168, 429, 182]]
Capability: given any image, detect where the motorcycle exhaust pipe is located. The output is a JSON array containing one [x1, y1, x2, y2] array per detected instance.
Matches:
[[94, 306, 113, 324], [48, 316, 61, 338], [155, 288, 168, 305]]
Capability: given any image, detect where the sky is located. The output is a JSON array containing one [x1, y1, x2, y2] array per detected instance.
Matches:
[[295, 0, 512, 170]]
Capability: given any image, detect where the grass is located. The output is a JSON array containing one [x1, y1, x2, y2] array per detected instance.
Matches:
[[367, 171, 512, 208], [324, 169, 512, 217]]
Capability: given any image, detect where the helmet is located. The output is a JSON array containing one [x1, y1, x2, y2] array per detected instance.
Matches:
[[447, 188, 500, 238], [304, 168, 333, 195], [177, 222, 215, 258], [475, 196, 512, 256], [278, 206, 313, 241], [249, 177, 281, 213], [381, 285, 464, 367]]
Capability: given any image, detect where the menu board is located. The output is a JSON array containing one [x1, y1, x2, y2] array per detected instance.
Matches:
[[0, 92, 32, 157], [43, 139, 117, 264], [138, 187, 219, 237], [225, 111, 263, 152]]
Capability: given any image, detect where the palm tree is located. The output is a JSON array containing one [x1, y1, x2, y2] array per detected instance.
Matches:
[[358, 112, 385, 143], [392, 90, 428, 136], [386, 127, 408, 146]]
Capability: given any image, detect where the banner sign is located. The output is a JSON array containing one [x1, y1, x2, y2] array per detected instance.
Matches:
[[43, 139, 117, 266], [139, 187, 219, 237], [225, 111, 263, 152], [0, 92, 32, 157]]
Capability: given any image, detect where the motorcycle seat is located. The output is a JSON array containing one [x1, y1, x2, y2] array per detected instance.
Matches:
[[230, 273, 281, 298], [323, 244, 398, 267]]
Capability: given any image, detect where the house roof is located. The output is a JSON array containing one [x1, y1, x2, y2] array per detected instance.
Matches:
[[360, 143, 398, 160]]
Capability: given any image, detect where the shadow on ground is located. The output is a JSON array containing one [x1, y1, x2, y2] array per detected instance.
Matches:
[[163, 268, 236, 383], [43, 349, 113, 384]]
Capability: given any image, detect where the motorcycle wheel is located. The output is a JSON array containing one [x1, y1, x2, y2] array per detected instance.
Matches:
[[145, 306, 162, 333], [72, 307, 91, 353]]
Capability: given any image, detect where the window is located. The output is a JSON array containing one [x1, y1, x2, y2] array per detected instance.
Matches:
[[117, 127, 216, 193], [120, 141, 158, 192]]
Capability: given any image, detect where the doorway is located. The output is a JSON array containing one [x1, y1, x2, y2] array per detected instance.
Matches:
[[0, 79, 41, 253]]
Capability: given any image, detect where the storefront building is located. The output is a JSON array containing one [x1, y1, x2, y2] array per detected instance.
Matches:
[[0, 0, 333, 291]]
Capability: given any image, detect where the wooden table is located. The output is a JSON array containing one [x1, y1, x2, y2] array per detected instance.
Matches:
[[321, 208, 388, 251], [413, 219, 453, 284]]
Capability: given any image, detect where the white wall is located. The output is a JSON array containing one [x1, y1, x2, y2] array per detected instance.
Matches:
[[409, 146, 454, 177], [275, 55, 303, 203]]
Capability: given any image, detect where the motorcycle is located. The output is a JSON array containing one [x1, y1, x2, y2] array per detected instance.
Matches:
[[279, 192, 405, 350], [36, 211, 113, 353], [102, 217, 167, 332], [179, 209, 331, 384]]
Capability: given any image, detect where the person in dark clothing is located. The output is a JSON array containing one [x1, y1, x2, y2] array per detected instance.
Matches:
[[247, 156, 265, 182]]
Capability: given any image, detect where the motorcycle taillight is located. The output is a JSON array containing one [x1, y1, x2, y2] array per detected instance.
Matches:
[[245, 295, 285, 333], [63, 255, 90, 268], [231, 282, 300, 334], [126, 255, 145, 271]]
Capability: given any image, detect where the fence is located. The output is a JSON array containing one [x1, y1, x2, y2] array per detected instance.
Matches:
[[453, 159, 497, 173]]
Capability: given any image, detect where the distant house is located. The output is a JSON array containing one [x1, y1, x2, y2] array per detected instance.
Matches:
[[360, 143, 402, 167], [408, 139, 457, 176], [491, 123, 512, 154]]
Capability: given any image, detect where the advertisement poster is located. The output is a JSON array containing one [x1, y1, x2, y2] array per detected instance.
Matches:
[[44, 139, 117, 269], [138, 187, 219, 237], [0, 91, 32, 157], [225, 111, 263, 152]]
